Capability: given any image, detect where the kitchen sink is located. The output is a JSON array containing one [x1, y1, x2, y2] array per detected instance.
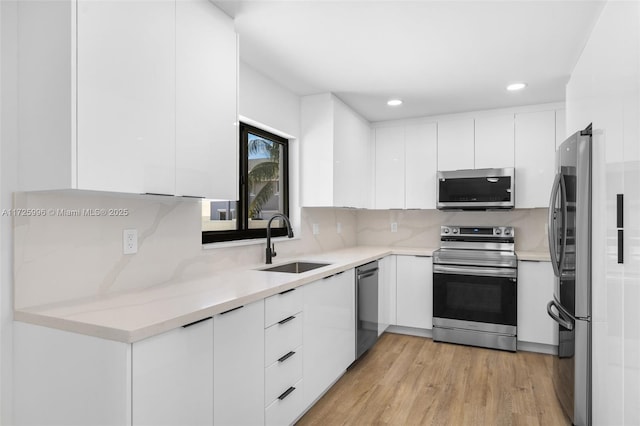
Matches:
[[260, 261, 331, 274]]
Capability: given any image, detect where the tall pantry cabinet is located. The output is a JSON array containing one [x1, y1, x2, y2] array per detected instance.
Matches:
[[566, 1, 640, 424]]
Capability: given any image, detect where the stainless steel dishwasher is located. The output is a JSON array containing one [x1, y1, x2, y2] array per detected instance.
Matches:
[[356, 260, 379, 359]]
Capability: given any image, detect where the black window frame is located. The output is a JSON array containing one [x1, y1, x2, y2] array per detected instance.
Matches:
[[202, 123, 289, 244]]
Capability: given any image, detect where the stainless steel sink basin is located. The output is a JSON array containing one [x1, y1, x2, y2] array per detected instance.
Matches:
[[260, 261, 331, 273]]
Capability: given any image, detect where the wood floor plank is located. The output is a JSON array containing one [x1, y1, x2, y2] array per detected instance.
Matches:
[[297, 332, 571, 426]]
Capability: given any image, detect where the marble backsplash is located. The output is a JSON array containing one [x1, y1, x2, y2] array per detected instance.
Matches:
[[13, 192, 357, 309], [13, 191, 548, 309], [356, 208, 550, 253]]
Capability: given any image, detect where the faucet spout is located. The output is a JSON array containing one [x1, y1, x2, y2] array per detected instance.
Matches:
[[266, 213, 294, 264]]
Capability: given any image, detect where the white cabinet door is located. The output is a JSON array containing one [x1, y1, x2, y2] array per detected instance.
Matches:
[[176, 0, 237, 199], [405, 122, 437, 209], [301, 94, 371, 208], [303, 270, 356, 407], [396, 256, 432, 329], [300, 93, 335, 207], [514, 110, 557, 208], [213, 301, 265, 426], [437, 118, 474, 171], [378, 255, 397, 335], [555, 109, 567, 149], [132, 318, 213, 426], [77, 0, 175, 195], [13, 322, 130, 426], [517, 261, 558, 346], [333, 99, 372, 209], [474, 114, 515, 169], [374, 126, 405, 209]]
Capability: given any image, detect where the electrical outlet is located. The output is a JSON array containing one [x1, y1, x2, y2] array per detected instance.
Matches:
[[337, 222, 342, 234], [391, 222, 398, 233], [123, 229, 138, 254], [313, 223, 320, 235]]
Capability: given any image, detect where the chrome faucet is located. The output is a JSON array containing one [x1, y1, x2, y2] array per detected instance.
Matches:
[[266, 213, 294, 264]]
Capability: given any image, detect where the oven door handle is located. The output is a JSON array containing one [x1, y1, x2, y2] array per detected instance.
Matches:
[[433, 264, 517, 278], [546, 300, 574, 331]]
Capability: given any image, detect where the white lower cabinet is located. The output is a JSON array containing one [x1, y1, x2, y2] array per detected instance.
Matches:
[[213, 300, 265, 426], [378, 255, 397, 335], [265, 379, 305, 426], [13, 322, 131, 426], [517, 260, 558, 346], [132, 318, 214, 426], [264, 289, 304, 425], [302, 270, 356, 408], [396, 255, 433, 329]]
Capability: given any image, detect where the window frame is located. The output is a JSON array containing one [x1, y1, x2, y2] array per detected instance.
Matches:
[[202, 123, 289, 244]]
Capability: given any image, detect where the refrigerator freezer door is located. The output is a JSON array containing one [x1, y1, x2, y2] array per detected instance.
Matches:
[[552, 317, 591, 426]]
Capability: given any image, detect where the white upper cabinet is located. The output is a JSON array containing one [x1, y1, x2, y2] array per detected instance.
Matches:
[[514, 110, 557, 208], [374, 126, 405, 209], [77, 0, 176, 194], [18, 0, 238, 198], [175, 0, 238, 199], [405, 123, 438, 209], [301, 93, 371, 208], [555, 109, 567, 149], [437, 117, 475, 171], [474, 114, 515, 169]]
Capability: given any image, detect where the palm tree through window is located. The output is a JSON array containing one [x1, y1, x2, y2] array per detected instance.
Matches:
[[202, 123, 289, 243]]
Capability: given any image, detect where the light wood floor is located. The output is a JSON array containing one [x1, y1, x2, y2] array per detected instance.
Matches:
[[297, 332, 570, 426]]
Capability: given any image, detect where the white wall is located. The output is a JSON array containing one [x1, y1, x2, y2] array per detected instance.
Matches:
[[357, 208, 549, 254], [1, 1, 18, 423], [239, 60, 300, 139], [566, 1, 640, 424]]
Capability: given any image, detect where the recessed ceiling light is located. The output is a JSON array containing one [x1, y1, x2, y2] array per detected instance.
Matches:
[[387, 99, 403, 106], [506, 82, 527, 91]]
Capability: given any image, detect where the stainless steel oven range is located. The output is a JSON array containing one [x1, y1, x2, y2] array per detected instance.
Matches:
[[432, 225, 517, 352]]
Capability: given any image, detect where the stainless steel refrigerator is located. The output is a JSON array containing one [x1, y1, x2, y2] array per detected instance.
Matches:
[[546, 125, 592, 426]]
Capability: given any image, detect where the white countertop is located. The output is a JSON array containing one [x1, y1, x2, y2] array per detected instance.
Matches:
[[14, 245, 548, 343], [14, 246, 435, 344], [517, 251, 551, 262]]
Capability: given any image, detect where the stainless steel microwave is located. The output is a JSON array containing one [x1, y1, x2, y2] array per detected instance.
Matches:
[[436, 167, 515, 210]]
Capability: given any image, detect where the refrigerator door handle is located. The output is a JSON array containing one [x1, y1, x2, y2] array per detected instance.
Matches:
[[547, 299, 574, 331], [547, 173, 566, 277]]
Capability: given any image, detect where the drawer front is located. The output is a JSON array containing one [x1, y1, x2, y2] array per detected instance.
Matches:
[[265, 345, 303, 405], [265, 288, 303, 327], [265, 379, 304, 426], [265, 313, 303, 367]]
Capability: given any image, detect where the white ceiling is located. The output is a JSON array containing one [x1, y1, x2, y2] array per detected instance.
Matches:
[[214, 1, 605, 122]]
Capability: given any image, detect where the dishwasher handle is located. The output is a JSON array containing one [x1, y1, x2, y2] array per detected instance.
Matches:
[[357, 269, 378, 280]]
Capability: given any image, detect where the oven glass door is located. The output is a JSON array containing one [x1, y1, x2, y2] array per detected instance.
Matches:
[[433, 272, 517, 326]]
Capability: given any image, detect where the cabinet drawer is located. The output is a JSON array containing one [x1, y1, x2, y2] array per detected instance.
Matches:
[[265, 313, 303, 367], [265, 288, 303, 327], [265, 345, 303, 405], [265, 379, 304, 426]]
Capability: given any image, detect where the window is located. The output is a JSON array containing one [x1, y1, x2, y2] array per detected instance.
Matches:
[[202, 123, 289, 243]]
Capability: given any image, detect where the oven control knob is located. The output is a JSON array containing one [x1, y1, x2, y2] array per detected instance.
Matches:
[[452, 228, 458, 234], [504, 229, 511, 236], [495, 229, 502, 235], [443, 228, 450, 234]]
